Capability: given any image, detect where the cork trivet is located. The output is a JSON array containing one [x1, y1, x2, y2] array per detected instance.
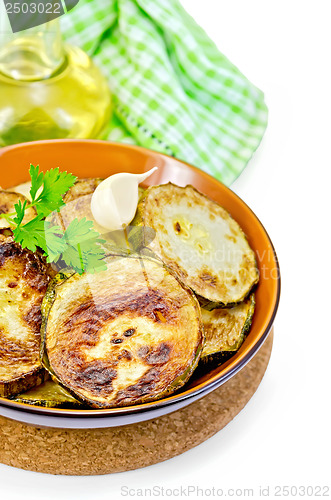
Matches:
[[0, 333, 273, 475]]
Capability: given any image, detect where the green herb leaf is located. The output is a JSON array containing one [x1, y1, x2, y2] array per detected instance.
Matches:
[[12, 218, 43, 252], [13, 199, 28, 227], [63, 217, 96, 246], [43, 223, 67, 262], [6, 164, 107, 275], [61, 218, 107, 274], [34, 168, 77, 218], [29, 164, 44, 202], [12, 217, 63, 254]]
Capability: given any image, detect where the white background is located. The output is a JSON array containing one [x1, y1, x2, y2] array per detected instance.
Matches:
[[1, 1, 330, 499]]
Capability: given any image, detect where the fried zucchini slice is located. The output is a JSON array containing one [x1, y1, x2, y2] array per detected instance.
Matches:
[[0, 234, 50, 397], [0, 190, 36, 229], [200, 294, 255, 366], [48, 178, 104, 233], [13, 379, 82, 408], [48, 179, 146, 255], [51, 178, 144, 233], [41, 254, 203, 408], [63, 178, 145, 204], [135, 183, 259, 308], [63, 177, 103, 204], [8, 181, 32, 201]]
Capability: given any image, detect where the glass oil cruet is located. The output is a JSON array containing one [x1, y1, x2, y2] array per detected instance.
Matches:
[[0, 2, 112, 147]]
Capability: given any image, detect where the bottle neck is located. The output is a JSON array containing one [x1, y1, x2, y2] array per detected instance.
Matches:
[[0, 15, 65, 81]]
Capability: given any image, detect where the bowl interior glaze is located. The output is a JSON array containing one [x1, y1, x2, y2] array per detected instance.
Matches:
[[0, 140, 280, 421]]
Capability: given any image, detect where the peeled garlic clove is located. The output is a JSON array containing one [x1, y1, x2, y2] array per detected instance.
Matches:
[[90, 167, 157, 231]]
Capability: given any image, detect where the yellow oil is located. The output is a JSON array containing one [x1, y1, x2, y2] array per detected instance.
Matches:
[[0, 41, 112, 146]]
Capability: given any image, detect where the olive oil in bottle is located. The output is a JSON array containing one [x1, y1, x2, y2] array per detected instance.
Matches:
[[0, 14, 112, 146]]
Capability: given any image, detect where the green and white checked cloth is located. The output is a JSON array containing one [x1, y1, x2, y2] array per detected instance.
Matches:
[[61, 0, 268, 185]]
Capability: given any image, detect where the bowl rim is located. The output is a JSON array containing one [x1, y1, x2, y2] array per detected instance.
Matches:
[[0, 139, 280, 419]]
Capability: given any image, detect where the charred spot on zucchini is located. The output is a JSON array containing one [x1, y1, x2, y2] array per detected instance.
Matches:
[[200, 294, 255, 366], [0, 234, 50, 397], [12, 378, 82, 408], [0, 190, 36, 229], [41, 254, 203, 408], [135, 183, 259, 307]]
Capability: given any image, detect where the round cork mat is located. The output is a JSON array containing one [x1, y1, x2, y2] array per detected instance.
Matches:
[[0, 332, 273, 475]]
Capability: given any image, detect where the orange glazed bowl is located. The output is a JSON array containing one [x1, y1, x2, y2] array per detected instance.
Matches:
[[0, 140, 280, 429]]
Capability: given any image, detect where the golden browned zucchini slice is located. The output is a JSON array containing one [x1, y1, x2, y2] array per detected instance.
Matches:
[[0, 190, 36, 229], [41, 254, 203, 408], [200, 294, 255, 366], [136, 183, 259, 308], [0, 234, 50, 397], [13, 379, 82, 408]]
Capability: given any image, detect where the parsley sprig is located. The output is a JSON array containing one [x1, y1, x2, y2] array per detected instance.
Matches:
[[0, 164, 107, 274]]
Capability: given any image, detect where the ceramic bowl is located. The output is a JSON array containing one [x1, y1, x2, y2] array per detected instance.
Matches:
[[0, 140, 280, 428]]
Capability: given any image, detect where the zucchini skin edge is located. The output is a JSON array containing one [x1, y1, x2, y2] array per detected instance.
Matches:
[[199, 294, 256, 368], [40, 271, 78, 401], [0, 367, 48, 399], [10, 396, 82, 409]]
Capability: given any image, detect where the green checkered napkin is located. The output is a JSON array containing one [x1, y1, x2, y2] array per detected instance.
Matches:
[[61, 0, 268, 185]]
